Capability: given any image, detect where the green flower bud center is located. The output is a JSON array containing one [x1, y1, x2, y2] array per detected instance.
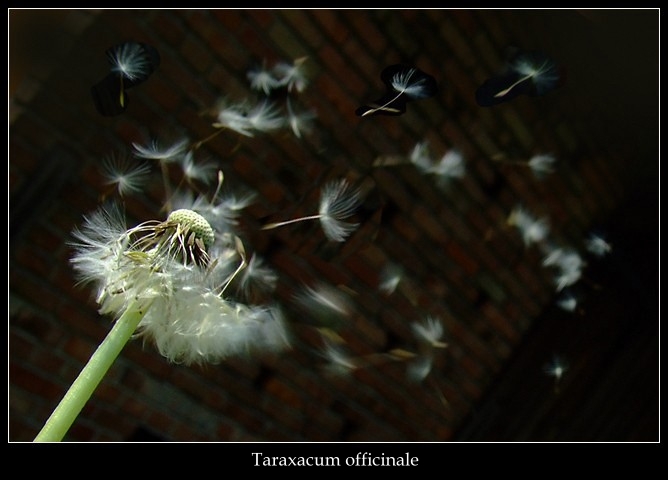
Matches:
[[167, 209, 215, 248]]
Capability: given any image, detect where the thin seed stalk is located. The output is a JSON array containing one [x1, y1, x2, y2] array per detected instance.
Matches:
[[34, 301, 151, 442]]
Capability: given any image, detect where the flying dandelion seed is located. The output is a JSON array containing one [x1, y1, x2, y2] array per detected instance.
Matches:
[[528, 153, 557, 179], [411, 316, 448, 349], [586, 233, 613, 257], [286, 98, 316, 139], [273, 56, 310, 93], [409, 141, 434, 172], [543, 246, 585, 292], [378, 262, 403, 295], [132, 137, 189, 163], [406, 354, 434, 383], [508, 205, 550, 247], [356, 64, 437, 117], [179, 151, 217, 186], [320, 337, 358, 376], [262, 179, 361, 242], [476, 49, 564, 106], [236, 253, 278, 300], [205, 98, 287, 143], [494, 52, 560, 99], [544, 355, 568, 393], [100, 154, 151, 197], [556, 292, 578, 312], [247, 60, 282, 95], [294, 282, 353, 318], [91, 41, 159, 116]]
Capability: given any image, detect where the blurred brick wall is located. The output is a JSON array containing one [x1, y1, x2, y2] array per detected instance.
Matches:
[[9, 9, 655, 442]]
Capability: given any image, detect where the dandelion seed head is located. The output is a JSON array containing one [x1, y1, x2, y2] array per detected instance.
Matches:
[[70, 205, 291, 365], [166, 209, 215, 249]]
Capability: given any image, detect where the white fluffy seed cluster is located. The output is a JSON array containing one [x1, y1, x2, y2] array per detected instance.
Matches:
[[70, 205, 291, 365]]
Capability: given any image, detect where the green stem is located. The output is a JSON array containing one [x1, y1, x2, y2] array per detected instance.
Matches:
[[34, 303, 150, 442]]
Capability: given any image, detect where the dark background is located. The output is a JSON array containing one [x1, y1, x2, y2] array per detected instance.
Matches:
[[9, 9, 658, 443]]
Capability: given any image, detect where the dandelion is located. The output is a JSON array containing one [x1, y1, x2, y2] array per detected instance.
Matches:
[[586, 233, 612, 257], [508, 205, 550, 247], [35, 204, 290, 441], [100, 154, 151, 197], [262, 178, 361, 242], [273, 56, 309, 93]]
